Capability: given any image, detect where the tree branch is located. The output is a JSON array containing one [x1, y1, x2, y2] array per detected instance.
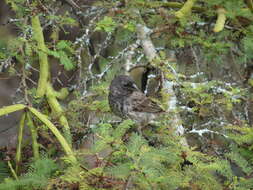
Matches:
[[135, 1, 204, 12], [213, 8, 226, 33], [136, 24, 189, 147], [32, 15, 49, 97], [175, 0, 197, 18], [46, 83, 72, 145]]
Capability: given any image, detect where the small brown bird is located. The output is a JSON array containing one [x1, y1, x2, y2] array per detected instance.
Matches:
[[108, 75, 164, 130]]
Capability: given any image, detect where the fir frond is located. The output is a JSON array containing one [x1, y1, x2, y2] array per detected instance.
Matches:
[[0, 161, 10, 183], [0, 158, 58, 190], [226, 151, 253, 176]]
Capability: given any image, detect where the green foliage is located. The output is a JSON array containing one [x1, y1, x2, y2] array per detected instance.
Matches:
[[180, 80, 245, 117], [91, 120, 134, 152], [0, 162, 10, 183], [226, 150, 252, 176], [47, 40, 76, 71], [1, 0, 253, 189], [95, 16, 117, 33], [227, 125, 253, 146], [5, 0, 30, 17], [226, 124, 253, 167], [72, 118, 239, 190], [243, 36, 253, 60], [46, 14, 78, 27], [0, 158, 58, 190], [89, 100, 110, 112]]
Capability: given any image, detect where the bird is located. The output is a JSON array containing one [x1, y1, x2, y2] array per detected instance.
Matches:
[[108, 75, 165, 132]]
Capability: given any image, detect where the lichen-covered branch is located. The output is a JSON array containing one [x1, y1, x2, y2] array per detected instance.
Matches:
[[213, 8, 226, 33], [32, 15, 49, 97], [136, 25, 157, 61], [124, 41, 140, 72], [175, 0, 197, 18], [136, 24, 189, 147]]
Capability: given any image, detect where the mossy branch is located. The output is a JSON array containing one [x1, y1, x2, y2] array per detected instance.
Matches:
[[46, 83, 71, 145], [248, 78, 253, 87], [136, 1, 204, 12], [46, 84, 64, 114], [54, 88, 69, 100], [0, 104, 76, 164], [213, 8, 226, 33], [32, 15, 49, 97], [0, 104, 26, 116], [28, 107, 76, 164], [175, 0, 197, 18], [15, 113, 26, 173]]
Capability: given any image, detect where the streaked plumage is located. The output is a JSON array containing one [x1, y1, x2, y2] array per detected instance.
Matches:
[[108, 75, 164, 126]]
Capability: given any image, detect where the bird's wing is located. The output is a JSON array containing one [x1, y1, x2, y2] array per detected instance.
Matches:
[[129, 91, 164, 113]]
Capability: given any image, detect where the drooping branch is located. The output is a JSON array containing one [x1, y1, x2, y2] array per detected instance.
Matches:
[[15, 113, 26, 173], [26, 112, 40, 160], [28, 107, 77, 163], [0, 104, 77, 164]]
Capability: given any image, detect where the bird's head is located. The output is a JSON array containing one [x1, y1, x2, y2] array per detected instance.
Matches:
[[109, 75, 139, 95]]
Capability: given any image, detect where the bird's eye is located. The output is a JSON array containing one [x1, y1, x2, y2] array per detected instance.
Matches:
[[123, 81, 138, 90], [123, 82, 131, 87]]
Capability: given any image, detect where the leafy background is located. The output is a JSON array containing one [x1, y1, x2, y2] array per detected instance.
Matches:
[[0, 0, 253, 189]]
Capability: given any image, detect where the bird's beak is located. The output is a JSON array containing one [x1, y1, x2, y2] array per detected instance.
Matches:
[[132, 83, 139, 90]]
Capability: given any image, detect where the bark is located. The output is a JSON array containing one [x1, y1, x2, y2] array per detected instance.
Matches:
[[136, 24, 189, 147]]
